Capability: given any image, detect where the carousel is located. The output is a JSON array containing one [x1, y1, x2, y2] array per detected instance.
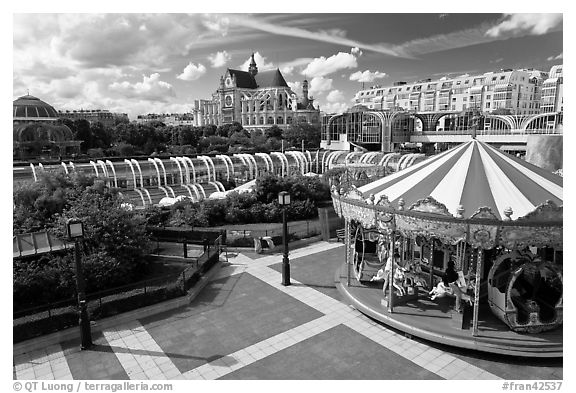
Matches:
[[332, 138, 563, 357]]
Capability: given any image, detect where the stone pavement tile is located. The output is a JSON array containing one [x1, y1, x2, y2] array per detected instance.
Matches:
[[14, 343, 74, 380], [142, 271, 323, 374], [221, 324, 442, 380], [55, 331, 128, 380], [268, 245, 345, 301], [181, 314, 339, 380], [406, 334, 563, 380], [102, 321, 181, 380]]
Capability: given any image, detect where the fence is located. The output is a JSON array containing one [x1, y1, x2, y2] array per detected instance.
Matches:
[[412, 128, 561, 136], [226, 215, 343, 247]]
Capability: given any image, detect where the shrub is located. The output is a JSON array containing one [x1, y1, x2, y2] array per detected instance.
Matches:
[[13, 172, 153, 312], [87, 148, 104, 158]]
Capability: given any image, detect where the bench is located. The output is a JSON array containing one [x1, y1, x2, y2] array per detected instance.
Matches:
[[254, 236, 275, 254], [336, 229, 346, 242]]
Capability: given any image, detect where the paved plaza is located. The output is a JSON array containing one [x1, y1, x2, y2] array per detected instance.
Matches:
[[13, 242, 562, 380]]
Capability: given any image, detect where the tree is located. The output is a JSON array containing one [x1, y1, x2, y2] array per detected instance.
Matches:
[[56, 183, 152, 274], [13, 172, 92, 233], [13, 175, 154, 309], [227, 121, 244, 137], [284, 123, 321, 149], [229, 130, 252, 147], [73, 119, 92, 152], [90, 122, 113, 150], [202, 124, 217, 137], [265, 125, 283, 140]]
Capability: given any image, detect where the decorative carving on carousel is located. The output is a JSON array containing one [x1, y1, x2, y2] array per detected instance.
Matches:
[[340, 186, 377, 229], [466, 207, 500, 249], [498, 225, 563, 250], [408, 196, 452, 216], [487, 250, 563, 334], [343, 185, 364, 200], [375, 194, 395, 233], [395, 214, 468, 245], [469, 206, 500, 220], [468, 224, 499, 250], [516, 200, 563, 223]]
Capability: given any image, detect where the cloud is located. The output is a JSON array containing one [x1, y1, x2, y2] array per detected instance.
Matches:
[[349, 70, 387, 83], [177, 62, 207, 81], [238, 52, 276, 72], [12, 13, 244, 75], [326, 90, 345, 103], [287, 81, 302, 96], [392, 14, 562, 57], [202, 14, 231, 36], [318, 28, 347, 38], [351, 47, 363, 56], [486, 13, 562, 37], [207, 51, 231, 68], [308, 76, 333, 96], [547, 52, 563, 61], [279, 58, 313, 75], [301, 52, 358, 78], [321, 102, 348, 114], [319, 89, 349, 114], [224, 14, 404, 57], [109, 73, 175, 101]]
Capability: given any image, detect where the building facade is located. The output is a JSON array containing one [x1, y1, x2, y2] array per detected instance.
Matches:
[[135, 113, 195, 126], [353, 68, 552, 116], [193, 53, 320, 130], [13, 95, 81, 160], [540, 65, 563, 113], [59, 109, 128, 127]]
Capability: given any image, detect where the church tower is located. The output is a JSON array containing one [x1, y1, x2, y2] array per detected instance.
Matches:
[[248, 53, 258, 77], [302, 79, 309, 107]]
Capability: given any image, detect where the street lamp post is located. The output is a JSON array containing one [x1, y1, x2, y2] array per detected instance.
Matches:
[[67, 218, 93, 350], [278, 191, 291, 286]]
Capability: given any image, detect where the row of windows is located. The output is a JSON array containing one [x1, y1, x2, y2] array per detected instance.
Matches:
[[243, 115, 316, 126], [356, 69, 550, 98]]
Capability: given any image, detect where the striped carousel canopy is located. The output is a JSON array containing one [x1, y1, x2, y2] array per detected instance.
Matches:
[[358, 139, 562, 221]]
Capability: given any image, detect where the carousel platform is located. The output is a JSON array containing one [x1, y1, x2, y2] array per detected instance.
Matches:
[[335, 263, 562, 358]]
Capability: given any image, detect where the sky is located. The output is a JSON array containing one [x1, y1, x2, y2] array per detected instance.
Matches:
[[12, 11, 563, 120]]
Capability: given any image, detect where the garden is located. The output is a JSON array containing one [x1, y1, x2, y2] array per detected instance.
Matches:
[[13, 170, 331, 341]]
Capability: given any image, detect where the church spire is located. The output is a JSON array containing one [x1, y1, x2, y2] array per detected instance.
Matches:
[[248, 52, 258, 76]]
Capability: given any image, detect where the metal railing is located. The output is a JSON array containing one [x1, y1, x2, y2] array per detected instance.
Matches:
[[412, 128, 561, 136]]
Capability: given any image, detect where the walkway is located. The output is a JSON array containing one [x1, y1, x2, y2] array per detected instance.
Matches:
[[13, 242, 562, 380]]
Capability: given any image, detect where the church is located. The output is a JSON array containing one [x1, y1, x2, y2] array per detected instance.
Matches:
[[193, 53, 320, 130]]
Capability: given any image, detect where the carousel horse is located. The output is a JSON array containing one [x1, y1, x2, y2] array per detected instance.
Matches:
[[429, 271, 474, 309], [402, 259, 428, 288], [370, 261, 406, 296]]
